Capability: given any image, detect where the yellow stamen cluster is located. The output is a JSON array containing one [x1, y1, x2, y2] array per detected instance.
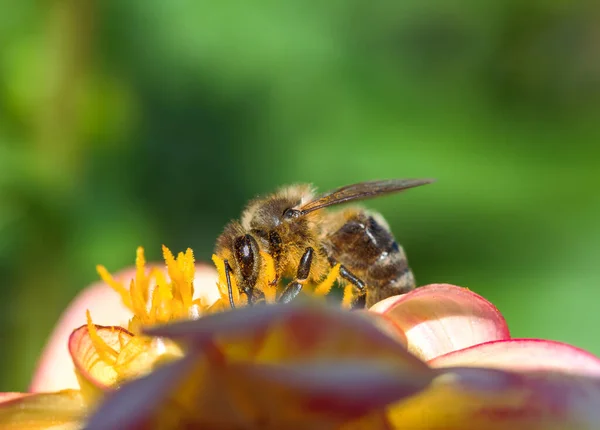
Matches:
[[96, 246, 210, 333], [82, 245, 211, 389]]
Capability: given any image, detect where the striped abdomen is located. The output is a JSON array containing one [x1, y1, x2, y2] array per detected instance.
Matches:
[[324, 209, 416, 308]]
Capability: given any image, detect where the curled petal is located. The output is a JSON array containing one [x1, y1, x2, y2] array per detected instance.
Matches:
[[0, 389, 86, 430], [68, 323, 183, 398], [387, 366, 600, 429], [69, 324, 135, 389], [370, 284, 510, 361], [430, 339, 600, 376]]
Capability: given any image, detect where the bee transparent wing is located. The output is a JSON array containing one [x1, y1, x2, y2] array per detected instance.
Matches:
[[298, 178, 435, 215]]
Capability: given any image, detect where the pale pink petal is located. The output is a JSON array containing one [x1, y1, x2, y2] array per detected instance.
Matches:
[[388, 366, 600, 429], [146, 302, 427, 370], [370, 284, 510, 361], [29, 263, 217, 393], [430, 339, 600, 377]]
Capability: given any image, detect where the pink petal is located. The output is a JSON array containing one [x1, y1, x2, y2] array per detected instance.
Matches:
[[387, 366, 600, 429], [370, 284, 510, 361], [146, 302, 428, 370], [235, 361, 433, 418], [29, 263, 217, 393], [430, 339, 600, 376]]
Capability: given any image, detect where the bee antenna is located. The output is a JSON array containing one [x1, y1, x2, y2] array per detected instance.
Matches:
[[224, 259, 235, 309]]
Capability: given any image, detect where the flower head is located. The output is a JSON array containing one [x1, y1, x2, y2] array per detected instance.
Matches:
[[1, 246, 600, 430]]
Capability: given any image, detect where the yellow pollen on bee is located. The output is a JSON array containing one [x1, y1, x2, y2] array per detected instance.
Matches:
[[260, 251, 278, 304], [341, 284, 355, 309], [212, 253, 346, 306], [313, 263, 341, 297]]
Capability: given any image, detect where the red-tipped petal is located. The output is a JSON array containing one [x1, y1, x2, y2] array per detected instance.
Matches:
[[430, 339, 600, 376], [370, 284, 510, 361], [387, 366, 600, 429], [0, 389, 86, 429], [68, 324, 135, 389]]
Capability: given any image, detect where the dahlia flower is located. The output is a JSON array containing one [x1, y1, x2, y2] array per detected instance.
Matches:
[[0, 246, 598, 429]]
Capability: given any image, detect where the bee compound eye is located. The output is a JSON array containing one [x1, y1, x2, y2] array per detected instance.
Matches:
[[233, 234, 259, 281], [283, 208, 300, 220]]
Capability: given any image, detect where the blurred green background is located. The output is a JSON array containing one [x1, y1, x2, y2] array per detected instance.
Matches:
[[1, 0, 600, 391]]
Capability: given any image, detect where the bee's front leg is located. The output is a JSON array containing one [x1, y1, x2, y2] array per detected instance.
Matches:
[[278, 247, 314, 303]]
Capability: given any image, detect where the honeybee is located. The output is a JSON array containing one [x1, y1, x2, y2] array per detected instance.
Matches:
[[214, 178, 434, 309]]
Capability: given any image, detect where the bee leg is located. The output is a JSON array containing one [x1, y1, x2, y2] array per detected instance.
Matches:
[[338, 265, 367, 310], [278, 247, 314, 303], [224, 259, 236, 309]]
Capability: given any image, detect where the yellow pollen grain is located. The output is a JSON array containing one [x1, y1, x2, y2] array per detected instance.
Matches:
[[314, 264, 341, 297], [86, 310, 118, 364]]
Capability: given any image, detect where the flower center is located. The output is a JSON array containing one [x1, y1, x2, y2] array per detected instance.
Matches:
[[96, 245, 210, 333]]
